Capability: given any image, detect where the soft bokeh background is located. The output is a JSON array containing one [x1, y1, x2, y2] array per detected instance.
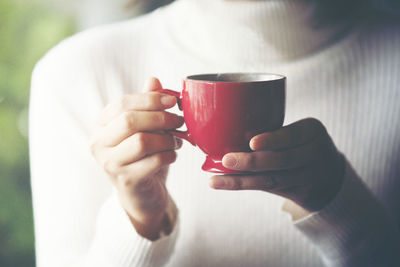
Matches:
[[0, 0, 169, 266], [1, 1, 399, 267]]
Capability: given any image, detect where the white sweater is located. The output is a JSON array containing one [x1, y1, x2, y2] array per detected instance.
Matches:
[[29, 0, 400, 266]]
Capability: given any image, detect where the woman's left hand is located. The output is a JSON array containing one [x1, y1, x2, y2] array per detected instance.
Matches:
[[210, 118, 345, 212]]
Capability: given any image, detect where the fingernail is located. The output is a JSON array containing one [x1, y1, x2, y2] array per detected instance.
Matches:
[[223, 155, 237, 168], [250, 136, 265, 151], [174, 137, 182, 149], [249, 138, 258, 150], [212, 177, 225, 189], [161, 95, 176, 106]]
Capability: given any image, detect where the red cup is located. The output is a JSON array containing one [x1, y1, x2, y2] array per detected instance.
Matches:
[[158, 73, 286, 173]]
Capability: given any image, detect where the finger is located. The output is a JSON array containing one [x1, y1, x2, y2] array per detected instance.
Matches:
[[100, 111, 184, 147], [115, 150, 177, 188], [223, 133, 330, 171], [209, 167, 312, 192], [250, 118, 326, 151], [210, 169, 334, 211], [209, 174, 277, 191], [145, 77, 163, 92], [98, 93, 177, 126], [111, 133, 182, 166]]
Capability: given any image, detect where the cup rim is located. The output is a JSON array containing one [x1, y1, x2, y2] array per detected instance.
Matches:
[[185, 72, 286, 83]]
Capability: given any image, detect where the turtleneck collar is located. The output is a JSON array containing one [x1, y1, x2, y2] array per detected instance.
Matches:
[[162, 0, 353, 65]]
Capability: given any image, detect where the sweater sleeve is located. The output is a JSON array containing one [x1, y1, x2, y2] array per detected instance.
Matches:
[[294, 159, 400, 267], [29, 36, 178, 267], [84, 191, 179, 267]]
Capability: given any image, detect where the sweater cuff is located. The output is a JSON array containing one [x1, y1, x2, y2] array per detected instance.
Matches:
[[84, 192, 179, 267], [294, 160, 400, 266]]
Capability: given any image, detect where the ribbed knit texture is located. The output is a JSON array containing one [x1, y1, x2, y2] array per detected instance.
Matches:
[[29, 0, 400, 266]]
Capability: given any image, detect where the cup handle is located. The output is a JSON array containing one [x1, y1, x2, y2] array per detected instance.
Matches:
[[155, 88, 196, 146]]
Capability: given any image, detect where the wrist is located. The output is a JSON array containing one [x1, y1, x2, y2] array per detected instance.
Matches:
[[127, 211, 166, 241], [126, 194, 178, 241]]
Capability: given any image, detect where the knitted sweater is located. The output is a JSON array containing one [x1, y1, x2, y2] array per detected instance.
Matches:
[[29, 0, 400, 266]]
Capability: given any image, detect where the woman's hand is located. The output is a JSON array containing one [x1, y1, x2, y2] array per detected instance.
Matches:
[[90, 78, 183, 240], [210, 118, 345, 214]]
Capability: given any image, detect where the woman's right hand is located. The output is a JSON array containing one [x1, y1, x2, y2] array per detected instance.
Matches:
[[90, 78, 183, 240]]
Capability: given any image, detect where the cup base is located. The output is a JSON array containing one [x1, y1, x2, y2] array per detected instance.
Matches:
[[201, 156, 243, 174]]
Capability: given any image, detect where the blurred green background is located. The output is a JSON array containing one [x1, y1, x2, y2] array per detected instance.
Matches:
[[0, 0, 75, 266], [0, 0, 396, 266], [0, 0, 168, 266]]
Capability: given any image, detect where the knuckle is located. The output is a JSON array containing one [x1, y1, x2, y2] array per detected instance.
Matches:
[[165, 135, 176, 148], [103, 159, 118, 174], [147, 93, 160, 109], [122, 112, 135, 130], [134, 133, 148, 155], [117, 173, 133, 188], [151, 153, 164, 168], [243, 154, 257, 171], [151, 151, 176, 168], [155, 112, 166, 125], [307, 118, 325, 132], [230, 178, 242, 190]]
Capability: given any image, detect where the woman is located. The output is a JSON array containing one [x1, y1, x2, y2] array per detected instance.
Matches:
[[29, 0, 400, 266]]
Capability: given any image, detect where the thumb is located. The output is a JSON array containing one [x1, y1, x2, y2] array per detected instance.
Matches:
[[144, 77, 163, 92]]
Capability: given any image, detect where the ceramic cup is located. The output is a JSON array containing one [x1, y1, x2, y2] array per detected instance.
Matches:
[[158, 73, 286, 173]]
